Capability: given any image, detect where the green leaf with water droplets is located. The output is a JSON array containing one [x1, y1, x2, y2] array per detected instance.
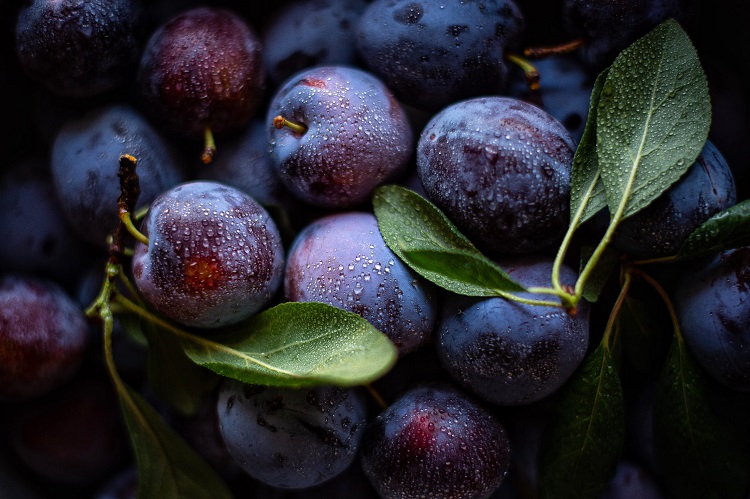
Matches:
[[654, 336, 750, 498], [538, 341, 624, 499], [570, 68, 608, 226], [117, 383, 233, 499], [676, 199, 750, 258], [597, 19, 710, 222], [372, 184, 524, 296], [182, 302, 397, 388]]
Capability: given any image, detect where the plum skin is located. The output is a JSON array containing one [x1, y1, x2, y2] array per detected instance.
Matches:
[[611, 140, 737, 259], [674, 247, 750, 392], [131, 181, 285, 329], [355, 0, 525, 112], [417, 96, 576, 255], [217, 381, 368, 489], [267, 65, 413, 208], [360, 383, 511, 499], [436, 257, 590, 406], [284, 211, 438, 355]]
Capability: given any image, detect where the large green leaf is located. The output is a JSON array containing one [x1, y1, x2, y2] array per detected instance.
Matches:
[[372, 185, 523, 296], [654, 337, 750, 498], [182, 302, 397, 388], [538, 343, 624, 499], [597, 19, 710, 221], [570, 68, 609, 226], [118, 384, 233, 499], [676, 199, 750, 258]]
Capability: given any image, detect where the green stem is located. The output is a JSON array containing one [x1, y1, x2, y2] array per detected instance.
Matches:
[[120, 211, 149, 246], [202, 126, 217, 165], [551, 172, 602, 309], [574, 215, 619, 306], [495, 289, 566, 309]]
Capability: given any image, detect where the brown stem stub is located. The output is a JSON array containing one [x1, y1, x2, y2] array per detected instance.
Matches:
[[112, 154, 141, 259]]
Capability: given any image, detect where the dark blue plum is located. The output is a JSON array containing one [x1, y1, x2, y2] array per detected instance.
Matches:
[[268, 65, 413, 208], [50, 104, 189, 248], [15, 0, 145, 97], [562, 0, 699, 73], [355, 0, 525, 112], [417, 96, 576, 255], [507, 54, 593, 143], [262, 0, 368, 86], [217, 381, 368, 489], [0, 157, 98, 289], [436, 257, 590, 406], [611, 140, 736, 259], [284, 211, 438, 355], [131, 181, 285, 329], [360, 383, 511, 499], [0, 274, 89, 401], [674, 247, 750, 393]]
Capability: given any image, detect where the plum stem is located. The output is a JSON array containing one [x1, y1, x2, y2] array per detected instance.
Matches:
[[116, 154, 149, 246], [273, 115, 308, 135], [630, 268, 683, 342], [202, 126, 217, 165], [601, 269, 632, 351], [505, 53, 540, 91], [523, 38, 586, 59], [365, 383, 388, 411]]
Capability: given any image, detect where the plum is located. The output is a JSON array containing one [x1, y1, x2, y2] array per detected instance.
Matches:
[[360, 383, 511, 499], [436, 257, 590, 405], [217, 380, 367, 489], [267, 65, 413, 208], [417, 96, 576, 255], [131, 181, 285, 329]]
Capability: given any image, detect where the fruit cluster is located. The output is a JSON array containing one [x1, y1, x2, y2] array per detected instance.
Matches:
[[1, 1, 749, 498]]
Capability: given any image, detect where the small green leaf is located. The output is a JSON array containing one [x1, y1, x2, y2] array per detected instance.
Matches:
[[183, 302, 397, 388], [579, 245, 620, 303], [372, 185, 523, 296], [676, 199, 750, 258], [597, 19, 710, 221], [117, 383, 233, 499], [570, 68, 609, 226], [538, 342, 624, 499], [654, 337, 750, 498], [142, 321, 219, 416]]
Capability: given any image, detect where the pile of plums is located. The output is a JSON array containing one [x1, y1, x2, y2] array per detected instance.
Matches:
[[1, 0, 748, 498]]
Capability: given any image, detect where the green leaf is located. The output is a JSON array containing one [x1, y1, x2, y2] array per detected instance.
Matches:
[[579, 245, 619, 303], [676, 199, 750, 258], [597, 19, 710, 221], [570, 68, 609, 226], [538, 342, 624, 499], [372, 185, 524, 296], [618, 295, 671, 374], [117, 383, 233, 499], [142, 321, 219, 417], [182, 302, 397, 388], [654, 337, 750, 499]]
